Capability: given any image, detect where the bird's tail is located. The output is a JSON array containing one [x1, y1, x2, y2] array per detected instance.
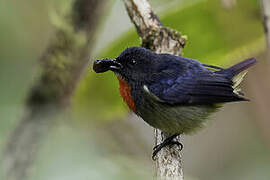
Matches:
[[219, 58, 257, 96], [216, 58, 257, 78], [226, 58, 257, 77]]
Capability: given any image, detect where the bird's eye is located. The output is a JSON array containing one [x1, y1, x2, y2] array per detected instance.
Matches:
[[131, 59, 136, 65]]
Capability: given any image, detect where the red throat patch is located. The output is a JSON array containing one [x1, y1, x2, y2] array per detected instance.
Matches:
[[117, 76, 136, 113]]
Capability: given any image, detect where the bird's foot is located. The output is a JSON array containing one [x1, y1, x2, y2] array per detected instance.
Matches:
[[152, 134, 183, 160]]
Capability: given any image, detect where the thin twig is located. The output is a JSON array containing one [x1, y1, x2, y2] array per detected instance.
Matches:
[[123, 0, 186, 179]]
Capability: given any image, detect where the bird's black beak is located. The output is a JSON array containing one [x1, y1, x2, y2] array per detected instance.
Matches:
[[93, 58, 122, 73]]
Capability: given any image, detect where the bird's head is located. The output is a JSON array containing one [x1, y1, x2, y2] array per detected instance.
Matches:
[[93, 47, 158, 83]]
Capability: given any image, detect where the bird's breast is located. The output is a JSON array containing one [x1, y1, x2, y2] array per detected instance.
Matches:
[[117, 76, 136, 113]]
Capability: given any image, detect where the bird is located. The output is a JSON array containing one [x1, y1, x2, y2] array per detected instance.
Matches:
[[93, 46, 257, 159]]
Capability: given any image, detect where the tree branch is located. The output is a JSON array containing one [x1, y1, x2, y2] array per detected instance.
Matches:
[[261, 0, 270, 49], [124, 0, 185, 55], [123, 0, 186, 179], [1, 0, 107, 179]]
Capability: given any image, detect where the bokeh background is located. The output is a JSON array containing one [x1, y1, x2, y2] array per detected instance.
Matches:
[[1, 0, 270, 179]]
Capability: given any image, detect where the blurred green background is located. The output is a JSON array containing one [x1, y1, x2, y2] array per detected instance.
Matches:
[[1, 0, 270, 179]]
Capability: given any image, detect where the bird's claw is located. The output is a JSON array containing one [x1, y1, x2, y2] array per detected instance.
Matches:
[[152, 134, 183, 160]]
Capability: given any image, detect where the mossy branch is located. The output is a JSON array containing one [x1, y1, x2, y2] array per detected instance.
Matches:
[[1, 0, 107, 179]]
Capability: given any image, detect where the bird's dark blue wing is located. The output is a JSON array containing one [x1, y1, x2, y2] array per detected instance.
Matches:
[[146, 57, 246, 105]]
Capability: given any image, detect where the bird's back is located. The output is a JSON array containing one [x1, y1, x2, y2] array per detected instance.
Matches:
[[133, 55, 256, 134]]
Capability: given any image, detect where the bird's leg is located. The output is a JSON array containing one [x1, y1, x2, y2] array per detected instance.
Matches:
[[152, 133, 183, 160]]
